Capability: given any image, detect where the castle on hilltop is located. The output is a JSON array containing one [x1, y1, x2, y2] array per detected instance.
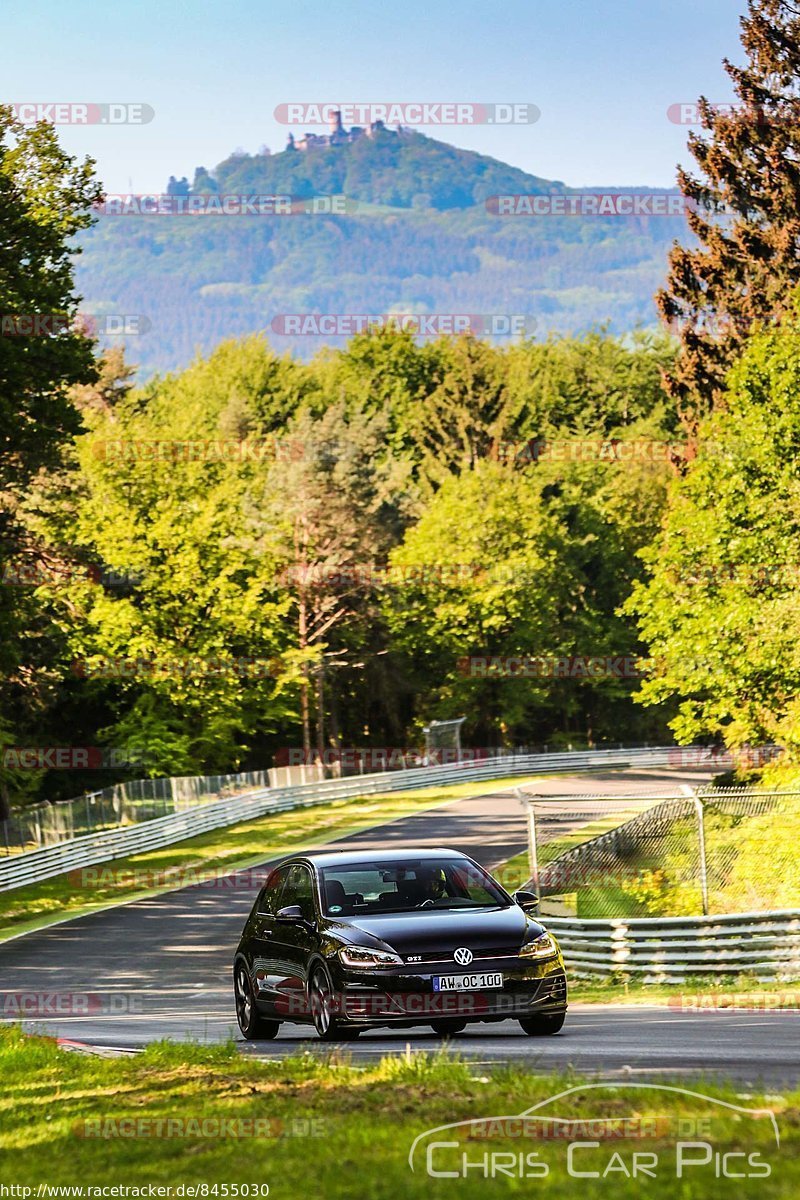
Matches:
[[287, 109, 387, 152]]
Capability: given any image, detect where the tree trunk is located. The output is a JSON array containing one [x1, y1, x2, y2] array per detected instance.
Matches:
[[299, 590, 311, 759], [316, 665, 325, 762]]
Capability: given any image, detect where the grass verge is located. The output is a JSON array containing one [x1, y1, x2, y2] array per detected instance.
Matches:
[[0, 1027, 796, 1197], [568, 973, 800, 1006], [0, 774, 542, 942]]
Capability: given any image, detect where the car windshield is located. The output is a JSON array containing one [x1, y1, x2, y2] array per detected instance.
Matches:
[[319, 858, 510, 916]]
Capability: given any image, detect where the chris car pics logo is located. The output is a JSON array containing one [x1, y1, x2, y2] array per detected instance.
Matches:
[[408, 1083, 780, 1180]]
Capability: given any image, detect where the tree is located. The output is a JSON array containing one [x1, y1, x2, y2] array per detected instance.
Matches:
[[657, 0, 800, 429], [627, 311, 800, 753], [382, 454, 670, 747], [404, 335, 512, 486], [255, 402, 415, 756], [0, 106, 101, 816], [33, 342, 301, 777], [0, 107, 101, 510]]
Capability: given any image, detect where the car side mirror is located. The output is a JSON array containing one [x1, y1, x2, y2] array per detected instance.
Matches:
[[276, 905, 305, 922], [513, 890, 539, 912]]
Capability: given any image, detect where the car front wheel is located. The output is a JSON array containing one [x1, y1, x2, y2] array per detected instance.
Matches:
[[234, 963, 280, 1041], [309, 965, 359, 1041], [519, 1012, 565, 1036]]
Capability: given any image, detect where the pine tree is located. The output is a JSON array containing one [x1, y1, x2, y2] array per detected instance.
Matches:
[[657, 0, 800, 430]]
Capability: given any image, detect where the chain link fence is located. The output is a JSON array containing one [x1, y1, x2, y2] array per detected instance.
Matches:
[[1, 740, 665, 857], [523, 786, 800, 918], [0, 769, 270, 856]]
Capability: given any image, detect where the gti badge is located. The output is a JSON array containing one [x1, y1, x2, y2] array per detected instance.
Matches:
[[454, 947, 473, 965]]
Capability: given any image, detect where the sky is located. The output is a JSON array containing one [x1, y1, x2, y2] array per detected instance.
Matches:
[[2, 0, 747, 193]]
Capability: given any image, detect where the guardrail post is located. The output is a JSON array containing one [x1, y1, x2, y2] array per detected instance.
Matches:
[[682, 784, 709, 916], [519, 789, 540, 904]]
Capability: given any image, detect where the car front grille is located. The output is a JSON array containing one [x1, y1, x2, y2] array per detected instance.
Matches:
[[404, 946, 520, 965]]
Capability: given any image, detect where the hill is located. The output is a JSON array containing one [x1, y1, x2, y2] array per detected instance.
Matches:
[[198, 124, 559, 210], [75, 127, 688, 375]]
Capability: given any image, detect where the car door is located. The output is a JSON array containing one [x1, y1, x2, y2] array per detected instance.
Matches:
[[249, 865, 289, 1010], [269, 863, 320, 1021]]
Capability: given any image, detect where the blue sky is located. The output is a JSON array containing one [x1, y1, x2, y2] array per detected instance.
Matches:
[[3, 0, 745, 192]]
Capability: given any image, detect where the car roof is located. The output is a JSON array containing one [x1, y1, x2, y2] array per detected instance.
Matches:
[[279, 847, 473, 869]]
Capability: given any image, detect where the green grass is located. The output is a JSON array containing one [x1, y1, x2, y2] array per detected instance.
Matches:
[[568, 973, 800, 1006], [0, 1027, 796, 1196], [0, 774, 544, 941]]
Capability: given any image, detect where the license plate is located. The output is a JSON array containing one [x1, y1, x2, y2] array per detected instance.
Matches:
[[433, 972, 503, 992]]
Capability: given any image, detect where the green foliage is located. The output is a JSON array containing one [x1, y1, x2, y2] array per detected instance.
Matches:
[[0, 105, 102, 809], [4, 316, 679, 803], [627, 311, 800, 751], [384, 434, 672, 745]]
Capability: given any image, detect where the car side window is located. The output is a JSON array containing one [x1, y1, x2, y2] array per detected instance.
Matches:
[[282, 864, 316, 922], [259, 866, 288, 915]]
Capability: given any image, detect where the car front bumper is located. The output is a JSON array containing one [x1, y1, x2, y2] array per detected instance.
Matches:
[[326, 954, 568, 1027]]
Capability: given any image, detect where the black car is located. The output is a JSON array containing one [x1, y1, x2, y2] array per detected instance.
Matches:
[[233, 847, 567, 1041]]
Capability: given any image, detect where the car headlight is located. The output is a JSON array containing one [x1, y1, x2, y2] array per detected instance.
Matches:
[[339, 946, 403, 969], [519, 931, 559, 959]]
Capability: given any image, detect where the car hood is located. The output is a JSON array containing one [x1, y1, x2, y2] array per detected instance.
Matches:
[[332, 905, 545, 957]]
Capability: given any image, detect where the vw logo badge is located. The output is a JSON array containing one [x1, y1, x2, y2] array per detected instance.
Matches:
[[454, 947, 473, 966]]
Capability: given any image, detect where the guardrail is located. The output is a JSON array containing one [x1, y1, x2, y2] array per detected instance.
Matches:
[[547, 910, 800, 981], [0, 745, 683, 893], [1, 767, 275, 855]]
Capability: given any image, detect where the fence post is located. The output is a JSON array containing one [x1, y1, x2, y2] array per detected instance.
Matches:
[[520, 789, 540, 904], [682, 784, 709, 916]]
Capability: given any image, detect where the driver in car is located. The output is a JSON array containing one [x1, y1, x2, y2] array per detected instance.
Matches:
[[398, 866, 448, 906]]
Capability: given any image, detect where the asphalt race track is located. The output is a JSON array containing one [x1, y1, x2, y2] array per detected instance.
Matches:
[[2, 765, 797, 1085]]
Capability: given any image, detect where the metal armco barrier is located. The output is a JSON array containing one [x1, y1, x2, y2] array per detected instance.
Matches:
[[0, 745, 683, 892], [546, 911, 800, 981]]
